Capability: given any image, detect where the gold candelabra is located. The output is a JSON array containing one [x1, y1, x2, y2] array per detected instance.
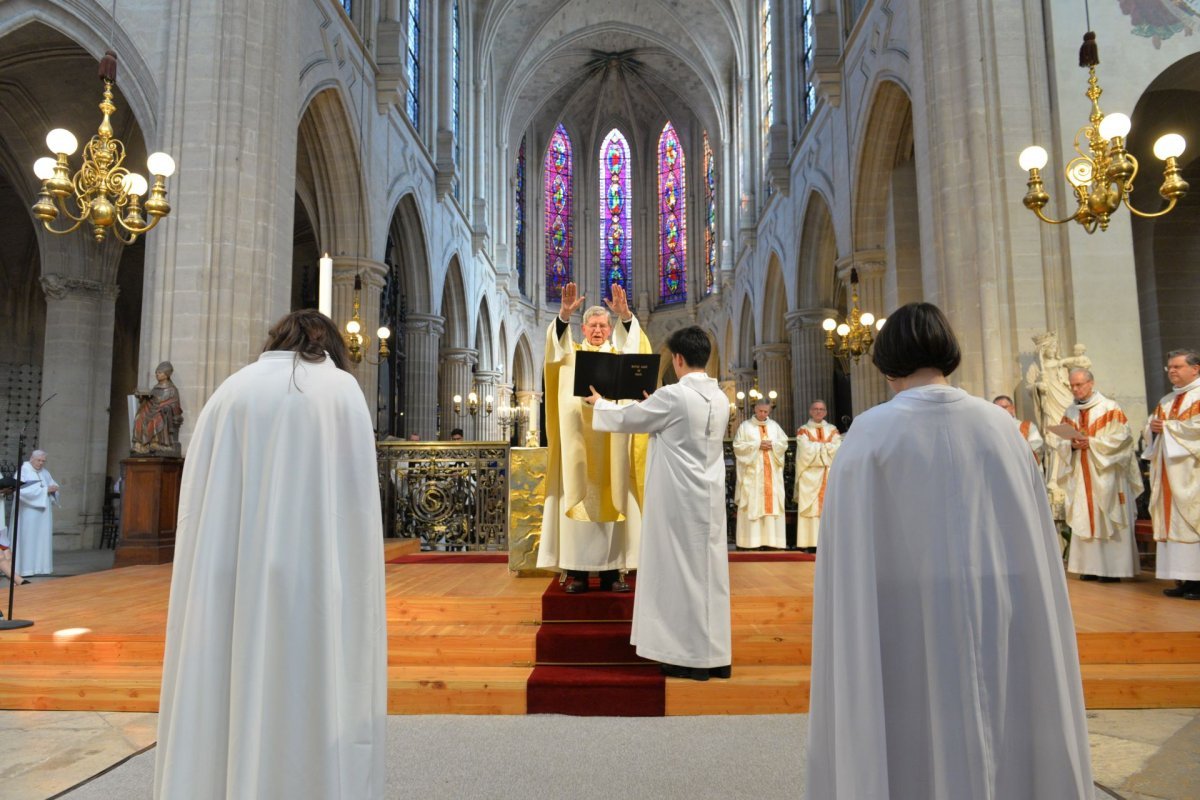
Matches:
[[823, 269, 884, 364], [453, 389, 493, 417], [31, 51, 175, 245], [343, 273, 391, 364], [498, 400, 528, 435], [1018, 32, 1188, 234]]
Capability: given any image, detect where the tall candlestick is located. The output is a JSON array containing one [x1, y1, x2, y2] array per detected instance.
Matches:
[[318, 253, 333, 317]]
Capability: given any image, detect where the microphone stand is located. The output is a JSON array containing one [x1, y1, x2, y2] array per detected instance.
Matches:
[[2, 393, 55, 630]]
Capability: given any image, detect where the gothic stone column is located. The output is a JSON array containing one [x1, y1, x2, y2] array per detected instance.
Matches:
[[754, 342, 793, 431], [439, 347, 476, 438], [473, 369, 503, 441], [404, 313, 443, 439], [37, 275, 119, 550], [787, 307, 839, 424], [733, 367, 757, 426], [515, 389, 540, 446], [140, 0, 300, 450]]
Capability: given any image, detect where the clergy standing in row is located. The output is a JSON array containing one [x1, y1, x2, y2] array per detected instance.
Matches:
[[794, 400, 840, 551], [732, 401, 788, 549], [808, 302, 1093, 799], [1144, 349, 1200, 600], [538, 281, 648, 593], [1053, 368, 1142, 582], [16, 450, 58, 576], [155, 310, 387, 800], [993, 394, 1043, 462], [588, 326, 732, 681]]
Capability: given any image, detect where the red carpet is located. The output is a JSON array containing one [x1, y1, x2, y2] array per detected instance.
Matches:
[[386, 553, 508, 564], [729, 551, 815, 562], [527, 575, 664, 716]]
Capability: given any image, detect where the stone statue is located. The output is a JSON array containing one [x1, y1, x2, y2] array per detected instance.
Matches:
[[132, 361, 184, 456], [1025, 333, 1092, 521]]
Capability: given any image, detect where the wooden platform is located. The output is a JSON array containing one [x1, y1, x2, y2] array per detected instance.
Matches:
[[0, 560, 1197, 715]]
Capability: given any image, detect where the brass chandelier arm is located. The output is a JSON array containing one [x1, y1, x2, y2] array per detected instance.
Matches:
[[1029, 204, 1083, 226], [1122, 195, 1180, 220]]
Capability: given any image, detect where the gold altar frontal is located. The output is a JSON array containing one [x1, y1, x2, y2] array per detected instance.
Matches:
[[507, 447, 554, 576]]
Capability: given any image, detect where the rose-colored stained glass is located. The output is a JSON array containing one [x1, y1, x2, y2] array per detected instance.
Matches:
[[599, 128, 632, 300], [544, 124, 573, 301], [658, 122, 687, 304]]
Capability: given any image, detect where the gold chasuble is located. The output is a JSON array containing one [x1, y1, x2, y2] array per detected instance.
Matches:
[[538, 317, 651, 572]]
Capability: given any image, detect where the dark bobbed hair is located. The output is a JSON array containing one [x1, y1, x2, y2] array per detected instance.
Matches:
[[871, 302, 961, 379], [262, 309, 352, 373], [667, 326, 711, 368]]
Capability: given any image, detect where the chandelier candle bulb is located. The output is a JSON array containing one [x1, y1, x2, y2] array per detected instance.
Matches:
[[1018, 146, 1049, 172], [345, 319, 361, 335], [1097, 112, 1131, 142], [1153, 134, 1186, 161], [146, 152, 176, 178], [46, 128, 78, 156], [33, 157, 56, 181]]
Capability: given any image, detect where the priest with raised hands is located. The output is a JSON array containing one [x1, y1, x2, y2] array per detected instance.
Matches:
[[732, 401, 788, 549], [1052, 368, 1142, 582], [793, 400, 841, 551], [1144, 349, 1200, 600], [537, 281, 649, 594]]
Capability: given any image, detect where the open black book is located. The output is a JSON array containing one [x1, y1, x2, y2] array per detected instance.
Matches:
[[572, 351, 660, 400]]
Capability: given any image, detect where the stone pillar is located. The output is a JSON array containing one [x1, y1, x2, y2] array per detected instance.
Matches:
[[37, 275, 119, 550], [838, 258, 888, 415], [718, 379, 738, 437], [473, 369, 503, 441], [471, 78, 490, 251], [434, 0, 456, 198], [331, 257, 388, 417], [439, 347, 476, 438], [515, 389, 540, 446], [733, 366, 757, 425], [788, 307, 839, 423], [140, 0, 300, 449], [754, 342, 793, 430], [404, 313, 443, 439]]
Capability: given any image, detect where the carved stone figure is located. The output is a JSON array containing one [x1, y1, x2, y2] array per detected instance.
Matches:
[[1025, 333, 1093, 521], [132, 361, 184, 456]]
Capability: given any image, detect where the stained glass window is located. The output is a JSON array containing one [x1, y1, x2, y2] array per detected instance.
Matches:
[[657, 122, 686, 304], [801, 0, 816, 123], [341, 0, 352, 15], [703, 132, 716, 296], [515, 136, 526, 296], [599, 129, 632, 300], [451, 0, 461, 193], [406, 0, 420, 126], [761, 0, 774, 165], [544, 124, 573, 302]]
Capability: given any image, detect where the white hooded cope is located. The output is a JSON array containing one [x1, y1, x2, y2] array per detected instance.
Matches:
[[154, 352, 387, 800], [807, 385, 1093, 799]]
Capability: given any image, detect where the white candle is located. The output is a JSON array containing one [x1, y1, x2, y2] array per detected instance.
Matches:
[[318, 253, 333, 317]]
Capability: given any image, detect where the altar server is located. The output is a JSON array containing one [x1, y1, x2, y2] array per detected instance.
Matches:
[[732, 401, 788, 549], [16, 450, 58, 576], [155, 309, 387, 800], [808, 302, 1093, 799]]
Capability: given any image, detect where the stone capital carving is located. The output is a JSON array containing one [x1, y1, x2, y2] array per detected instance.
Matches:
[[40, 273, 119, 301], [753, 342, 791, 360], [836, 251, 887, 282], [474, 369, 503, 382], [787, 307, 840, 330], [405, 313, 445, 337], [440, 347, 477, 365]]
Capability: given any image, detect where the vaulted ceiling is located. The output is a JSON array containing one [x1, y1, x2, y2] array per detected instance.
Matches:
[[479, 0, 746, 149]]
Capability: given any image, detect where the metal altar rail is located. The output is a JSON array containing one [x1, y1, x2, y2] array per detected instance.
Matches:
[[377, 440, 806, 552], [377, 442, 509, 551]]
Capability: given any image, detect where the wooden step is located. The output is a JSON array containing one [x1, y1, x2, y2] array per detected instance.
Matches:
[[1076, 631, 1200, 664], [1080, 663, 1200, 708], [666, 665, 810, 715], [387, 666, 530, 714], [387, 623, 536, 665], [0, 664, 162, 712]]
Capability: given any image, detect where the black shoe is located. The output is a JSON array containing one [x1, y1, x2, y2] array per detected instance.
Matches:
[[709, 665, 732, 679], [607, 580, 631, 593], [1079, 574, 1099, 581], [1098, 577, 1121, 583], [1164, 582, 1188, 598], [1182, 582, 1200, 600], [659, 663, 710, 681], [564, 579, 589, 594]]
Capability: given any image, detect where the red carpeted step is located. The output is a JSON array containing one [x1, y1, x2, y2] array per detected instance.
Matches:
[[541, 576, 636, 621], [535, 622, 644, 664], [526, 665, 665, 716]]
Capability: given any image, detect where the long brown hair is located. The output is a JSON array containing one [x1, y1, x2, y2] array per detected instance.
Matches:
[[262, 309, 352, 372]]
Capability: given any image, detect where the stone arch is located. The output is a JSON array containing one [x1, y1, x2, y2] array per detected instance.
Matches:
[[475, 298, 495, 371], [762, 252, 787, 343], [737, 293, 756, 368], [852, 78, 915, 253], [385, 193, 434, 314], [512, 333, 535, 391], [1130, 51, 1200, 403], [796, 190, 839, 309], [439, 255, 469, 348], [296, 87, 370, 258]]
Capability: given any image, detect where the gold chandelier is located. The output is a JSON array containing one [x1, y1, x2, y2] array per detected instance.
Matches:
[[341, 271, 391, 365], [31, 51, 175, 244], [823, 268, 884, 364], [1018, 32, 1188, 234]]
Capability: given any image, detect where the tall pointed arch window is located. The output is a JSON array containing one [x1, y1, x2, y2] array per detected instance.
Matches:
[[544, 124, 573, 302], [760, 0, 774, 170], [515, 136, 527, 296], [801, 0, 816, 123], [703, 132, 717, 296], [451, 0, 462, 191], [600, 128, 633, 299], [657, 122, 687, 304], [405, 0, 421, 125]]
